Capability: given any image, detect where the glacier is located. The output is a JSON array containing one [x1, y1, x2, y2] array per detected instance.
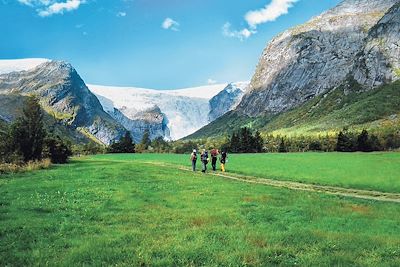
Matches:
[[88, 84, 232, 140]]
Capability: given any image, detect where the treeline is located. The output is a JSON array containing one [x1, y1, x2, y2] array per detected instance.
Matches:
[[170, 128, 400, 154], [0, 96, 72, 167], [76, 127, 400, 155], [106, 130, 172, 154]]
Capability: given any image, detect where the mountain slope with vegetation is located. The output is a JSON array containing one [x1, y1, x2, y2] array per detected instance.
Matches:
[[187, 80, 400, 139], [188, 0, 400, 141], [0, 61, 126, 144]]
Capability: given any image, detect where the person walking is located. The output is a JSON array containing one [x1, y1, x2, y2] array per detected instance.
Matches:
[[190, 149, 197, 171], [210, 148, 219, 171], [201, 149, 209, 173], [220, 151, 227, 172]]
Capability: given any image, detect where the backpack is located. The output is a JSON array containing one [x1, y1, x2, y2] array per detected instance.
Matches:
[[192, 152, 197, 161]]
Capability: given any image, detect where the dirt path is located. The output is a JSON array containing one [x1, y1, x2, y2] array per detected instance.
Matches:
[[142, 161, 400, 204]]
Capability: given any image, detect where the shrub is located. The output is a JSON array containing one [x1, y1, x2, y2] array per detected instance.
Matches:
[[44, 136, 72, 164]]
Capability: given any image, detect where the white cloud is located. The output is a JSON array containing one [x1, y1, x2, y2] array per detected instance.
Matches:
[[223, 0, 298, 40], [17, 0, 85, 17], [207, 78, 217, 85], [117, 11, 126, 17], [245, 0, 298, 28], [222, 22, 256, 41], [162, 17, 180, 31]]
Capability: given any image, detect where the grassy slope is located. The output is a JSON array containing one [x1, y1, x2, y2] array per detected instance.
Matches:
[[187, 80, 400, 139], [265, 80, 400, 136], [1, 154, 400, 266], [92, 153, 400, 193]]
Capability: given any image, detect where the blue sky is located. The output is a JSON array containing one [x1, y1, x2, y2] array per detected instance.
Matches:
[[0, 0, 341, 89]]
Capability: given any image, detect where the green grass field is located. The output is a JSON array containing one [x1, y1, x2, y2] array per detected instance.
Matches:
[[1, 153, 400, 266], [92, 152, 400, 193]]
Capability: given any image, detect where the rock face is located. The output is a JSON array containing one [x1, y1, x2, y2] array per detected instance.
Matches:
[[354, 2, 400, 87], [0, 61, 125, 144], [208, 82, 249, 121], [237, 0, 400, 117]]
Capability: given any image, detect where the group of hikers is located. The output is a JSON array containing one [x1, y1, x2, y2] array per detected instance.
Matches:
[[190, 149, 228, 173]]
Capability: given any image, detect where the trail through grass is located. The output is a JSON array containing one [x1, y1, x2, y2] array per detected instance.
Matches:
[[92, 152, 400, 193], [1, 154, 400, 266]]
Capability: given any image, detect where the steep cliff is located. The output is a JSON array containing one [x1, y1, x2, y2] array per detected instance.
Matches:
[[208, 82, 249, 122], [237, 0, 399, 117]]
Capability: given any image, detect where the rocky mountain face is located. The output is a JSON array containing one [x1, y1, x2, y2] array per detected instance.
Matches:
[[208, 82, 248, 122], [0, 59, 241, 143], [237, 0, 400, 117], [354, 2, 400, 87], [97, 92, 170, 143], [0, 61, 125, 144]]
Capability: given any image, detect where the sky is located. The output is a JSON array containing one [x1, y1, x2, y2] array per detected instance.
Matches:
[[0, 0, 341, 89]]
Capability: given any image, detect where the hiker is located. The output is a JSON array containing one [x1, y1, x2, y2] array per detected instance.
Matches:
[[190, 149, 197, 171], [210, 148, 219, 171], [201, 149, 209, 173], [220, 151, 227, 172]]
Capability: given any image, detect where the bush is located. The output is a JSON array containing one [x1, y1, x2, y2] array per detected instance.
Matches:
[[44, 136, 72, 164], [0, 159, 52, 174], [309, 140, 322, 151]]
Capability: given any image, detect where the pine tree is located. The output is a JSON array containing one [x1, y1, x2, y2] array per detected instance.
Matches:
[[140, 130, 151, 150], [108, 131, 135, 153], [229, 132, 239, 153], [254, 131, 264, 153], [357, 129, 371, 152], [336, 131, 353, 152], [240, 127, 252, 153], [10, 96, 46, 162]]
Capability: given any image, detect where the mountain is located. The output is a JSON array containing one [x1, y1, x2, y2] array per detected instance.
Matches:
[[208, 82, 248, 122], [0, 58, 247, 144], [89, 83, 247, 141], [238, 0, 399, 117], [188, 0, 400, 139], [0, 60, 125, 144]]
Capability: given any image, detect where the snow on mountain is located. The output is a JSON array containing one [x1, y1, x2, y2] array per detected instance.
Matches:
[[208, 82, 249, 121], [88, 84, 229, 140], [0, 58, 50, 75]]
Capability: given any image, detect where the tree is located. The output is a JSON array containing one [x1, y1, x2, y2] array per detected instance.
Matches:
[[253, 131, 264, 153], [309, 140, 322, 151], [108, 131, 135, 153], [120, 131, 135, 153], [357, 130, 371, 152], [369, 134, 382, 152], [278, 138, 287, 153], [239, 127, 252, 153], [151, 137, 170, 153], [44, 136, 72, 164], [10, 96, 46, 162], [229, 132, 240, 153], [336, 131, 354, 152], [140, 130, 151, 150]]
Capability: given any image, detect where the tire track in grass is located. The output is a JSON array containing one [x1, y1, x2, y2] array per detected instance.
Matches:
[[141, 161, 400, 204]]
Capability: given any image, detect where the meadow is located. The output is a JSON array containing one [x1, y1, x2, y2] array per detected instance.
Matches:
[[0, 153, 400, 266], [93, 152, 400, 193]]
